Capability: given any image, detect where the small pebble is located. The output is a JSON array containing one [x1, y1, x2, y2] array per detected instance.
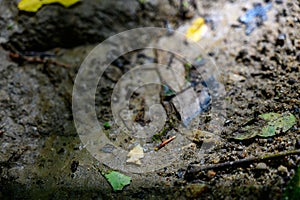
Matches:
[[213, 156, 220, 164], [237, 145, 244, 150], [288, 158, 296, 167], [287, 78, 297, 85], [277, 143, 285, 151], [256, 162, 268, 170], [207, 170, 216, 178], [275, 0, 283, 4], [290, 169, 295, 177], [267, 138, 273, 143], [295, 140, 300, 149], [277, 165, 288, 175], [176, 169, 185, 179], [296, 54, 300, 62], [258, 139, 268, 144], [275, 34, 286, 46]]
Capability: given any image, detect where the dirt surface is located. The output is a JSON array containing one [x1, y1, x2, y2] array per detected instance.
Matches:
[[0, 0, 299, 199]]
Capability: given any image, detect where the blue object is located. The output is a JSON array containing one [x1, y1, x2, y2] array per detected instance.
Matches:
[[199, 88, 211, 111], [182, 88, 211, 127], [163, 85, 176, 96], [239, 2, 272, 35]]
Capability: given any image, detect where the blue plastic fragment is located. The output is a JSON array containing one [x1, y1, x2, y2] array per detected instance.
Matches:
[[199, 88, 211, 111], [182, 88, 211, 127], [239, 2, 272, 35]]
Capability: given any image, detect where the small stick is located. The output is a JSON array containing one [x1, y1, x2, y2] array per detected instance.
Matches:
[[185, 149, 300, 178], [9, 52, 71, 68], [155, 135, 176, 151]]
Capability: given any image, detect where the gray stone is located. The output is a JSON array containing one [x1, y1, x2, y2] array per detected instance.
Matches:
[[0, 0, 177, 51]]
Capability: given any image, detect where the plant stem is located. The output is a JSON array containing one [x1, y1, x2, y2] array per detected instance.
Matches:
[[185, 149, 300, 178]]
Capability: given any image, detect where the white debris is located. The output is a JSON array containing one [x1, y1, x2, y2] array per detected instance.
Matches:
[[126, 144, 144, 165]]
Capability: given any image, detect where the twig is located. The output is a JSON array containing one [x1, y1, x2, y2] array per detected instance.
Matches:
[[185, 149, 300, 178], [9, 52, 71, 68], [155, 135, 176, 151]]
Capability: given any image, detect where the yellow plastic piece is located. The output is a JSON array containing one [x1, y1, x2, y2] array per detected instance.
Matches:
[[18, 0, 43, 12], [185, 17, 208, 42], [18, 0, 80, 12], [42, 0, 80, 7]]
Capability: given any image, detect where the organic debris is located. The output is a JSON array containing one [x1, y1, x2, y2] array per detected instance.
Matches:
[[154, 135, 176, 151], [186, 149, 300, 179], [103, 122, 111, 130], [234, 112, 296, 140], [126, 144, 144, 165], [103, 171, 131, 191], [186, 17, 208, 42], [18, 0, 80, 12], [239, 2, 272, 35], [9, 52, 71, 68]]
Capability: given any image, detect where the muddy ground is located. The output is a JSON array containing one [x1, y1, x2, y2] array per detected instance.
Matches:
[[0, 0, 299, 199]]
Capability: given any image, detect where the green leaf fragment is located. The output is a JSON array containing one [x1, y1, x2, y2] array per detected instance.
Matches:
[[234, 112, 296, 140], [259, 112, 281, 120], [260, 125, 276, 137], [104, 171, 131, 191], [234, 129, 258, 140], [258, 112, 296, 137], [103, 122, 111, 129]]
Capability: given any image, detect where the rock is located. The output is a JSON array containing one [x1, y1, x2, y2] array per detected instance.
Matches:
[[212, 156, 220, 164], [277, 165, 288, 175], [104, 65, 123, 82], [228, 73, 246, 82], [256, 162, 268, 170], [207, 170, 216, 178], [182, 143, 197, 151], [0, 0, 178, 51], [275, 34, 286, 46]]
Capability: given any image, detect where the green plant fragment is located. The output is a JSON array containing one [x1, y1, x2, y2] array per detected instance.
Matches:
[[104, 171, 131, 191], [103, 122, 111, 129], [258, 112, 296, 137], [234, 112, 296, 140]]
